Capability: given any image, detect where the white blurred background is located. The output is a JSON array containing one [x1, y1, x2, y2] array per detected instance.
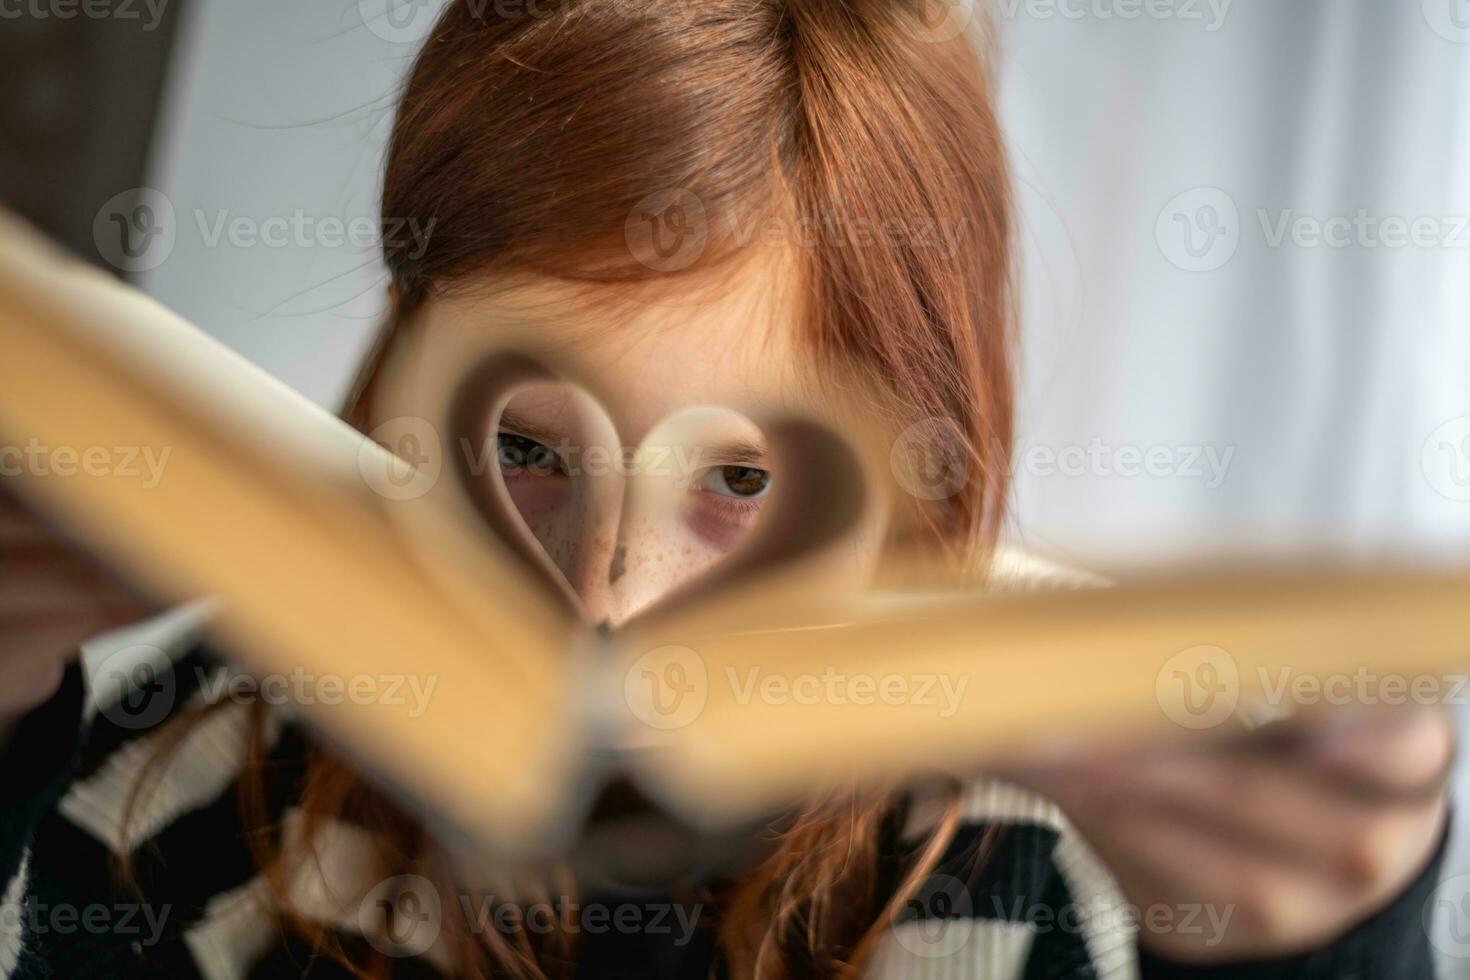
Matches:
[[40, 0, 1470, 970]]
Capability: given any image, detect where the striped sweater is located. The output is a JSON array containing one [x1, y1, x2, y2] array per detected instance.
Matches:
[[0, 587, 1449, 978]]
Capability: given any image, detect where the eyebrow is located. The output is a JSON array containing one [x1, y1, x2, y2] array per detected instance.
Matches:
[[704, 440, 768, 468], [496, 407, 570, 449]]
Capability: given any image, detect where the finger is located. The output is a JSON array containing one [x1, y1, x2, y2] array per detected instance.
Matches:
[[0, 552, 154, 618], [1088, 806, 1391, 961], [1291, 705, 1456, 801], [0, 634, 71, 716], [1053, 749, 1447, 888]]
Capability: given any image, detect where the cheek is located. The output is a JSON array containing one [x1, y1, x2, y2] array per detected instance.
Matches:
[[500, 472, 587, 575], [684, 492, 763, 552], [609, 501, 762, 615], [501, 472, 570, 528], [612, 515, 717, 603]]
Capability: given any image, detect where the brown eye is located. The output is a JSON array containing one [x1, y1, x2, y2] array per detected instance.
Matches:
[[704, 465, 770, 499]]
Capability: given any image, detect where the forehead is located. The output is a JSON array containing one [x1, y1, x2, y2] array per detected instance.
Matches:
[[422, 252, 818, 444]]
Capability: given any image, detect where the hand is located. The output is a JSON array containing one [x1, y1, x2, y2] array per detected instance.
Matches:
[[0, 480, 154, 747], [1011, 705, 1453, 963]]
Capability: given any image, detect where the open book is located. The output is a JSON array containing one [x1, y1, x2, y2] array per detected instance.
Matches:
[[2, 211, 1467, 862]]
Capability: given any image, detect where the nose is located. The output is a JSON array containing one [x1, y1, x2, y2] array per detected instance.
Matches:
[[558, 521, 621, 626], [540, 495, 704, 629]]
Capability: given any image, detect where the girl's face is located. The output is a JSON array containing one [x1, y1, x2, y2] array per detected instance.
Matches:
[[418, 250, 883, 626]]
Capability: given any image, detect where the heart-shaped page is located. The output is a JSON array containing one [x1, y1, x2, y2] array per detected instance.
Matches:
[[369, 321, 884, 637]]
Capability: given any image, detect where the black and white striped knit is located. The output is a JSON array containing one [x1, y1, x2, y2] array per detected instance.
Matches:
[[0, 556, 1451, 979]]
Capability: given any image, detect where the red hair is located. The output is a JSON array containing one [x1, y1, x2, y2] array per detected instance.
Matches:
[[144, 2, 1016, 976]]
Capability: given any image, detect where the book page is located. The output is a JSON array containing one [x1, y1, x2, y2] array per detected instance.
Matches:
[[0, 212, 583, 855]]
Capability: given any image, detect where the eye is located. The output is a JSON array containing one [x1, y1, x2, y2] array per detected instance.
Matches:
[[496, 432, 566, 478], [701, 465, 770, 499]]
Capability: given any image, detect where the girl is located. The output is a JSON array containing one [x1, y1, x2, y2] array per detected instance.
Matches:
[[0, 1, 1451, 977]]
